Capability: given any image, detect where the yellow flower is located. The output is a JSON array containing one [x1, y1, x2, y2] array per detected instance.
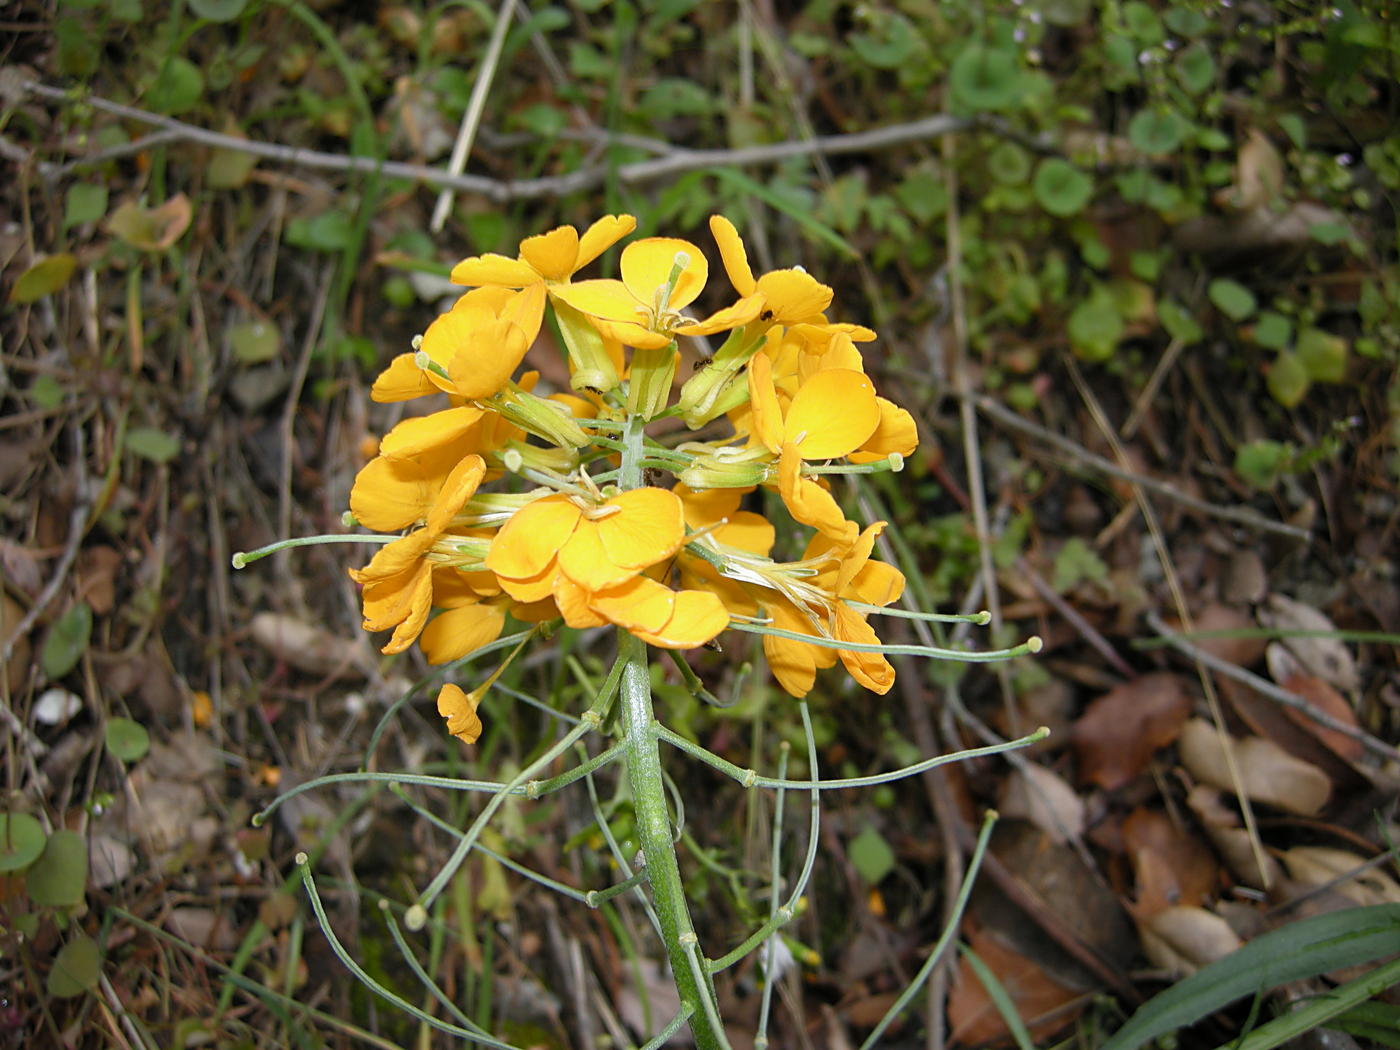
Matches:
[[436, 683, 482, 744], [450, 215, 637, 288], [419, 567, 510, 665], [349, 455, 486, 653], [551, 237, 759, 350], [708, 215, 836, 327]]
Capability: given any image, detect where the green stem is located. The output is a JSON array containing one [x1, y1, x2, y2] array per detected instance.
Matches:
[[619, 631, 726, 1050]]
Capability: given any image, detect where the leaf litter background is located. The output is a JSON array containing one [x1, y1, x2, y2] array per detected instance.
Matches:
[[2, 1, 1399, 1048]]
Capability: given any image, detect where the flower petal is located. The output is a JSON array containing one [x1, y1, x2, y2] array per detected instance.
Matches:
[[381, 564, 435, 653], [372, 353, 439, 403], [436, 682, 482, 743], [448, 318, 531, 399], [588, 575, 676, 633], [630, 587, 728, 649], [709, 215, 757, 296], [549, 279, 645, 327], [783, 369, 879, 459], [746, 352, 785, 455], [518, 225, 580, 282], [350, 455, 437, 532], [674, 295, 764, 336], [485, 495, 580, 580], [755, 269, 833, 322], [597, 488, 685, 570], [835, 605, 895, 694], [557, 519, 638, 592], [778, 444, 856, 543], [576, 214, 637, 270], [451, 254, 540, 288], [425, 454, 486, 534], [421, 603, 506, 665], [620, 238, 707, 311], [380, 406, 485, 459], [553, 575, 609, 629], [850, 398, 918, 462]]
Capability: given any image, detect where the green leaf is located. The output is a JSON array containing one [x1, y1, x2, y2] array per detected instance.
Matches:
[[988, 142, 1032, 185], [1102, 904, 1400, 1050], [849, 12, 918, 69], [9, 254, 78, 304], [1277, 113, 1307, 150], [105, 718, 151, 763], [640, 78, 715, 120], [849, 826, 895, 884], [64, 184, 109, 230], [1067, 287, 1124, 361], [1033, 158, 1094, 217], [1296, 327, 1348, 382], [27, 829, 88, 908], [0, 813, 47, 873], [207, 147, 258, 189], [895, 170, 949, 223], [1159, 298, 1203, 344], [229, 320, 281, 364], [1253, 310, 1293, 350], [1308, 221, 1351, 246], [126, 426, 181, 464], [949, 45, 1022, 112], [30, 374, 66, 411], [1053, 536, 1108, 591], [1175, 45, 1215, 95], [111, 0, 142, 21], [47, 935, 101, 998], [1235, 439, 1293, 490], [187, 0, 248, 21], [1163, 7, 1208, 36], [1267, 351, 1310, 408], [1208, 278, 1257, 322], [42, 602, 92, 680], [1123, 1, 1163, 44], [55, 17, 100, 77], [148, 56, 204, 115], [285, 210, 354, 253], [1128, 109, 1186, 155], [1037, 0, 1091, 27]]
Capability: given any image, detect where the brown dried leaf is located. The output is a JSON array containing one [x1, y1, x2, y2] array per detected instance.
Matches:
[[250, 612, 368, 677], [1072, 673, 1192, 790], [948, 924, 1085, 1046], [106, 194, 193, 252], [1259, 594, 1360, 693], [76, 546, 122, 615], [2, 592, 31, 694], [1189, 602, 1267, 668], [1229, 129, 1284, 211], [998, 764, 1085, 844], [1186, 786, 1280, 890], [1177, 718, 1331, 816], [164, 907, 238, 952], [0, 540, 44, 598], [1275, 668, 1364, 762], [1122, 808, 1219, 918], [1278, 847, 1400, 907], [1139, 906, 1242, 978]]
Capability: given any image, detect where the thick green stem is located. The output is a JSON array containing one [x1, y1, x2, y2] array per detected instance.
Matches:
[[619, 632, 725, 1050], [616, 411, 726, 1049]]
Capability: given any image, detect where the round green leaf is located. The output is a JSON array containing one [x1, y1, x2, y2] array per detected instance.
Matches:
[[849, 825, 896, 884], [1296, 327, 1348, 382], [1235, 440, 1293, 490], [1267, 351, 1310, 408], [1129, 109, 1186, 155], [1208, 278, 1257, 322], [47, 935, 101, 998], [1037, 0, 1091, 27], [229, 320, 281, 364], [1163, 7, 1209, 36], [1033, 158, 1095, 217], [187, 0, 248, 21], [105, 718, 151, 763], [1175, 45, 1216, 96], [42, 602, 92, 680], [8, 255, 78, 304], [1068, 288, 1125, 362], [126, 426, 182, 464], [1252, 311, 1293, 350], [988, 141, 1032, 185], [0, 813, 47, 873], [149, 57, 204, 115], [949, 45, 1021, 112], [64, 184, 109, 230], [1123, 1, 1164, 45], [27, 829, 88, 908]]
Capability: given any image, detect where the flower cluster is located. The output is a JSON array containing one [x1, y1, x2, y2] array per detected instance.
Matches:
[[349, 215, 918, 737]]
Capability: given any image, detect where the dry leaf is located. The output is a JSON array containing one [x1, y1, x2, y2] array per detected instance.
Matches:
[[1139, 906, 1242, 978], [75, 546, 122, 615], [106, 194, 193, 252], [1188, 602, 1267, 668], [0, 540, 43, 597], [948, 924, 1085, 1046], [998, 764, 1085, 844], [1177, 718, 1331, 816], [250, 612, 368, 677], [1272, 668, 1365, 763], [1122, 808, 1219, 917], [1, 592, 29, 694], [88, 833, 136, 889], [1229, 129, 1284, 211], [164, 907, 238, 952], [1186, 786, 1280, 890], [1259, 594, 1360, 693], [1278, 847, 1400, 907], [1072, 673, 1192, 790]]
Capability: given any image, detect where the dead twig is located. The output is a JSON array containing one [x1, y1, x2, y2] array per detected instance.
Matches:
[[1145, 611, 1400, 766], [971, 393, 1312, 542]]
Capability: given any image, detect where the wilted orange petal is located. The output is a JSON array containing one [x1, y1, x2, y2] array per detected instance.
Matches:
[[380, 407, 485, 459], [834, 604, 894, 694], [371, 353, 438, 403], [421, 603, 506, 664], [451, 254, 539, 288], [597, 488, 685, 569], [486, 495, 580, 581], [784, 369, 879, 459], [381, 566, 435, 653], [436, 683, 482, 744], [709, 215, 757, 296]]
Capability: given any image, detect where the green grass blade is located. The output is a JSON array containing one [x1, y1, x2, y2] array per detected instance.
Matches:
[[1102, 903, 1400, 1050]]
